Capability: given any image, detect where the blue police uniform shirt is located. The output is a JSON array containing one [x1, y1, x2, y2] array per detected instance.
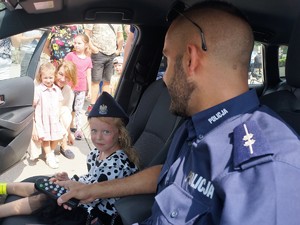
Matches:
[[137, 89, 300, 225]]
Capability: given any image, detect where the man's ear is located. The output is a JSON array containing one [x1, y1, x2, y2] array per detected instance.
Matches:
[[186, 44, 201, 75]]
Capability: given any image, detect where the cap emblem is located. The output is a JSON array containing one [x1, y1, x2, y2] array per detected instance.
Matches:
[[99, 104, 108, 115]]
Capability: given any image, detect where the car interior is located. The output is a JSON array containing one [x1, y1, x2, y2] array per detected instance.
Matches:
[[0, 0, 300, 224]]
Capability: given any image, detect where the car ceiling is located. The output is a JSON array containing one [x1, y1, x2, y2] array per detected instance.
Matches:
[[0, 0, 300, 45]]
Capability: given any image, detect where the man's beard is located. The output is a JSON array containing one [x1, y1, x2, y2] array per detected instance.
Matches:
[[167, 55, 196, 117]]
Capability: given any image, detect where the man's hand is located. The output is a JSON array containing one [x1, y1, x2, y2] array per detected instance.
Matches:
[[56, 180, 94, 210]]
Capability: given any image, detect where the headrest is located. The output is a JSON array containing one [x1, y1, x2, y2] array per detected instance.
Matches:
[[286, 14, 300, 88]]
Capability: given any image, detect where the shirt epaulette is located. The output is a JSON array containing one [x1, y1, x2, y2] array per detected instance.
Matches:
[[233, 120, 273, 170]]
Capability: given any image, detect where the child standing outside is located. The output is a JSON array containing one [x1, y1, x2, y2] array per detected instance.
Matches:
[[64, 33, 92, 141], [0, 92, 139, 225], [33, 62, 64, 169], [110, 56, 123, 96]]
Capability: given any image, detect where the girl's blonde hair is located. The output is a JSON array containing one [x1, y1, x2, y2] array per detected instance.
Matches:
[[92, 117, 140, 168], [57, 60, 78, 88], [75, 33, 91, 56], [35, 62, 56, 84]]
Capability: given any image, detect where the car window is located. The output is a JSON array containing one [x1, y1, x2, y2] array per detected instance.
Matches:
[[37, 24, 137, 97], [0, 29, 45, 81], [157, 56, 167, 80], [248, 42, 264, 85], [0, 3, 6, 11], [279, 45, 287, 78]]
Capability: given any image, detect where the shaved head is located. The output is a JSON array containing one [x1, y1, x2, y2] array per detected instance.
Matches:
[[191, 7, 252, 65], [163, 2, 254, 114], [171, 2, 254, 71]]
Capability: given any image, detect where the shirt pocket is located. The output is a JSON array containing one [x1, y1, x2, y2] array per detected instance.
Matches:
[[155, 183, 209, 225]]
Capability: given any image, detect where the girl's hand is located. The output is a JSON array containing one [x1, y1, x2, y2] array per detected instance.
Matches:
[[86, 91, 91, 100], [32, 133, 39, 141], [67, 133, 74, 146], [32, 125, 39, 141], [54, 172, 70, 181]]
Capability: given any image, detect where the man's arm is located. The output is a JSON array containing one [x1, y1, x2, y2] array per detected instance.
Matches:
[[116, 29, 124, 55], [123, 31, 134, 65], [57, 164, 162, 209], [84, 27, 99, 54]]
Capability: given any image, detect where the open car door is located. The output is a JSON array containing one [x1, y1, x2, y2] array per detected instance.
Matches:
[[0, 76, 34, 174], [0, 26, 48, 175]]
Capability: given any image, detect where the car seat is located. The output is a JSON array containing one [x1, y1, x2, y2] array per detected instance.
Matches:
[[126, 78, 181, 169], [115, 79, 183, 225], [0, 79, 183, 225], [260, 14, 300, 135]]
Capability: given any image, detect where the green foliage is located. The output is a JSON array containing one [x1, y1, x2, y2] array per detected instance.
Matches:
[[279, 57, 286, 67]]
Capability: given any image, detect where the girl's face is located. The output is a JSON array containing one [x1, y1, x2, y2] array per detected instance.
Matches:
[[73, 36, 86, 54], [41, 72, 55, 88], [89, 117, 120, 157], [55, 66, 70, 88]]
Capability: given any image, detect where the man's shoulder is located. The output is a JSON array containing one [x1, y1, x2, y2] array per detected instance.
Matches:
[[232, 108, 300, 169]]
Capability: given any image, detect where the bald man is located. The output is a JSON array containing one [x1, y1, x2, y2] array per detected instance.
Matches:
[[57, 2, 300, 224]]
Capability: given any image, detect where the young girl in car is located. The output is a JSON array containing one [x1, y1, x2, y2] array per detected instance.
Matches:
[[64, 33, 93, 141], [0, 92, 139, 225]]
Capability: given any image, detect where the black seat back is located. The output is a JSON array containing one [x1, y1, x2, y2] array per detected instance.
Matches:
[[260, 14, 300, 134], [127, 79, 181, 169]]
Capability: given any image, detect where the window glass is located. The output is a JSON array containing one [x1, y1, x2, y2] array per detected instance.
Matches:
[[37, 24, 136, 97], [0, 23, 137, 95], [0, 29, 44, 81], [157, 56, 167, 80], [0, 3, 6, 11], [279, 45, 288, 78], [248, 42, 264, 85]]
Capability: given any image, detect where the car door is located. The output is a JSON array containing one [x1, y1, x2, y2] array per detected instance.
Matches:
[[0, 31, 47, 174]]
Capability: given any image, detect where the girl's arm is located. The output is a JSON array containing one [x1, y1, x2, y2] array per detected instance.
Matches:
[[33, 88, 44, 140], [86, 68, 92, 99], [32, 120, 39, 141]]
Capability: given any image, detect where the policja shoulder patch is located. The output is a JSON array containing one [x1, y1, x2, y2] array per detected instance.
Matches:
[[233, 120, 273, 169]]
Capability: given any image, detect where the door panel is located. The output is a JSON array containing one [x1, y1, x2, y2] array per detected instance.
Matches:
[[0, 76, 34, 174]]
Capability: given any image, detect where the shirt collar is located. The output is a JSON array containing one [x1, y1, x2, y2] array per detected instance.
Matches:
[[187, 89, 260, 139], [40, 83, 59, 92]]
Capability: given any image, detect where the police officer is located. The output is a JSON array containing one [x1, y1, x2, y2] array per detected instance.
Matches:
[[57, 2, 300, 225]]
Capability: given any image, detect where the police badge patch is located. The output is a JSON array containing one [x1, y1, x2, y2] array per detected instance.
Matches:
[[233, 120, 273, 169]]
